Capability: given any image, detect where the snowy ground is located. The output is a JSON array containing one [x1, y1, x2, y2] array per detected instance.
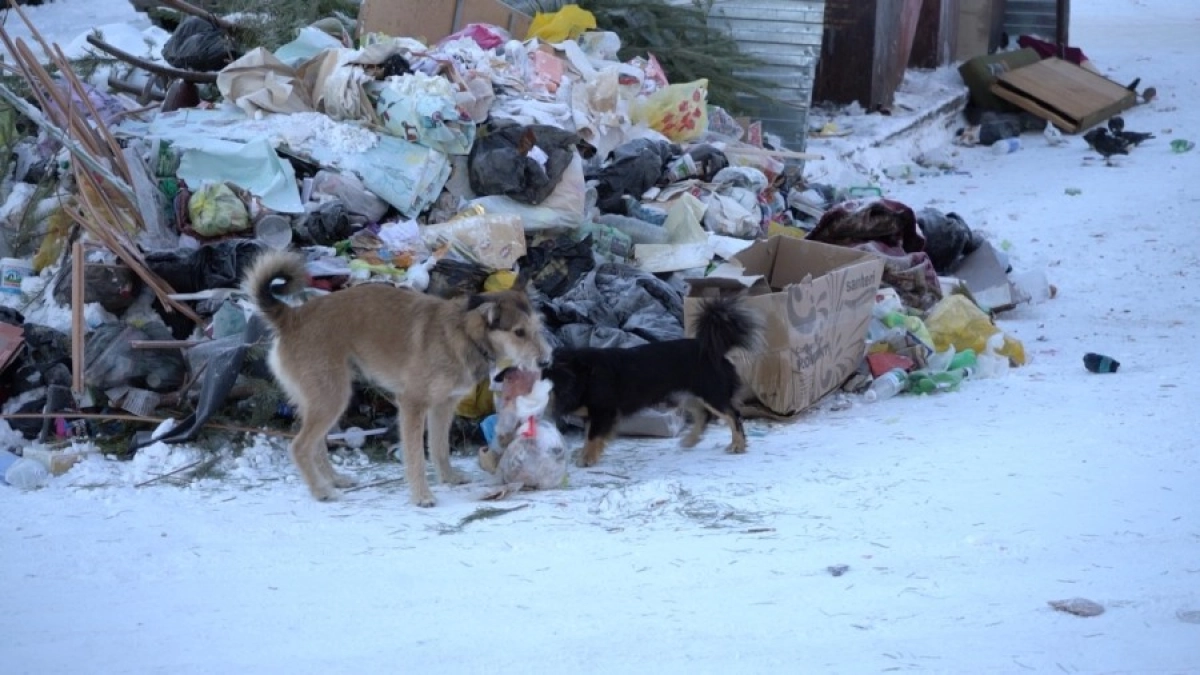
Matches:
[[2, 1, 1199, 673]]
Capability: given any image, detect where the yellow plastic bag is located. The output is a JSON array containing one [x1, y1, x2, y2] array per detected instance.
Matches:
[[484, 270, 517, 292], [632, 79, 709, 143], [456, 379, 495, 419], [527, 4, 597, 43], [924, 294, 1027, 366]]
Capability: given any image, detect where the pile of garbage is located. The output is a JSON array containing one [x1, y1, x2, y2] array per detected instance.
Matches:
[[0, 2, 1044, 462]]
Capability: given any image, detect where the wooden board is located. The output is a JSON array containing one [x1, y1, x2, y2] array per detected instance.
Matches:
[[989, 58, 1136, 133], [358, 0, 532, 44]]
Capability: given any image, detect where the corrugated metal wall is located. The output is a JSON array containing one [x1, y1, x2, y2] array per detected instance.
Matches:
[[1004, 0, 1059, 40], [705, 0, 826, 151]]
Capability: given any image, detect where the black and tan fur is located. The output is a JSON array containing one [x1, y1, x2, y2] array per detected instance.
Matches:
[[242, 251, 552, 506], [543, 296, 761, 467]]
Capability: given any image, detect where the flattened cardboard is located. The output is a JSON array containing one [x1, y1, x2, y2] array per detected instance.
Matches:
[[685, 237, 885, 418], [952, 239, 1015, 312], [358, 0, 533, 44], [990, 58, 1136, 133], [0, 321, 24, 375]]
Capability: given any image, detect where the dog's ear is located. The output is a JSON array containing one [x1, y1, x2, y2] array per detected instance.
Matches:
[[467, 294, 499, 327]]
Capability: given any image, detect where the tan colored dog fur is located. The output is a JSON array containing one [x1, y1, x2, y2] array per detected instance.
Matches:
[[242, 251, 552, 506]]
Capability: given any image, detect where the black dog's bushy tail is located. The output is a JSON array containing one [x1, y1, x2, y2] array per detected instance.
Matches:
[[692, 296, 762, 362], [241, 250, 309, 329]]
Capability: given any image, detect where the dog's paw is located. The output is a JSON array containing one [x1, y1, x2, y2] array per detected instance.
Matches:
[[725, 442, 747, 455], [310, 485, 343, 502], [441, 468, 471, 486], [411, 491, 437, 508], [331, 472, 358, 489], [576, 454, 598, 468], [679, 435, 700, 449]]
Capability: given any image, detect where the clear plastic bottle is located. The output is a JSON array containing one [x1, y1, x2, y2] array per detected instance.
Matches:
[[864, 368, 907, 403]]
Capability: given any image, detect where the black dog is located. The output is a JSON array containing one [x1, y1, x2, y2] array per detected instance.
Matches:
[[543, 296, 761, 467]]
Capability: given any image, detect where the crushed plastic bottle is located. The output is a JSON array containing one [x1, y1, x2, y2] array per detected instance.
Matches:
[[863, 368, 907, 403]]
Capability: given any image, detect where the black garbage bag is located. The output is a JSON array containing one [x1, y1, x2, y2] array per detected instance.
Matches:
[[917, 208, 985, 275], [84, 321, 187, 393], [52, 263, 141, 314], [293, 200, 355, 246], [468, 122, 582, 205], [518, 232, 597, 299], [144, 240, 265, 295], [426, 258, 491, 299], [162, 16, 238, 72], [588, 139, 679, 214], [686, 144, 729, 182], [0, 318, 72, 400], [131, 314, 270, 451]]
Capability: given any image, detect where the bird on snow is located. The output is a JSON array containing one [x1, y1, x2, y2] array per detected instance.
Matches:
[[1105, 116, 1156, 146], [1084, 128, 1132, 166]]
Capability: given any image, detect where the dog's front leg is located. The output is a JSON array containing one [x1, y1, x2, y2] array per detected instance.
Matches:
[[427, 401, 469, 486], [398, 399, 436, 507], [578, 410, 617, 467]]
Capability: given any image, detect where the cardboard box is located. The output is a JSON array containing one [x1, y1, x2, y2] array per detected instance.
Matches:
[[957, 47, 1041, 112], [358, 0, 533, 44], [685, 237, 885, 418], [989, 58, 1136, 133]]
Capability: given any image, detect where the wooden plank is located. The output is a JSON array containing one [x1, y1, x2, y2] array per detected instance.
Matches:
[[990, 57, 1135, 133]]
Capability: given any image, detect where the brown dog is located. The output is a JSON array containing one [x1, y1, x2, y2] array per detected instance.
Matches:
[[242, 251, 552, 506]]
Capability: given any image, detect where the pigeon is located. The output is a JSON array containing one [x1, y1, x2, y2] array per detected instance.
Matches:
[[1085, 128, 1132, 166], [1117, 129, 1156, 146], [1105, 117, 1156, 146]]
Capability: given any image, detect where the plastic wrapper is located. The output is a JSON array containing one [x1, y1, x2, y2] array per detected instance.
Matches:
[[527, 5, 597, 43], [422, 214, 526, 270], [631, 79, 709, 142], [924, 294, 1027, 366], [187, 182, 249, 237], [478, 369, 567, 490]]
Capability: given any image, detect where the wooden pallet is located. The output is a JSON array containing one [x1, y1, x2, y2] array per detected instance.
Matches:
[[990, 58, 1137, 133]]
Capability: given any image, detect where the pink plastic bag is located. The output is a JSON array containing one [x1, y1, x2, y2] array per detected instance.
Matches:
[[437, 23, 510, 50]]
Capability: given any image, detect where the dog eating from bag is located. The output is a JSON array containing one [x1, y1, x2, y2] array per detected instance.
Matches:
[[543, 295, 762, 468], [477, 366, 568, 496], [242, 250, 552, 506]]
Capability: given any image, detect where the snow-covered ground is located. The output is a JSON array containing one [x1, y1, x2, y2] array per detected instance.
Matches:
[[2, 1, 1199, 673]]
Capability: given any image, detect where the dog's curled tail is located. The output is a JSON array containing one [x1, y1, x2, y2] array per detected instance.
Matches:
[[242, 250, 308, 328], [692, 295, 763, 361]]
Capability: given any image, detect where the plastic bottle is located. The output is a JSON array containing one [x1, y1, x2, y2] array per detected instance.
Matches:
[[863, 368, 907, 403], [948, 348, 977, 371], [991, 138, 1021, 155], [908, 367, 973, 394]]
